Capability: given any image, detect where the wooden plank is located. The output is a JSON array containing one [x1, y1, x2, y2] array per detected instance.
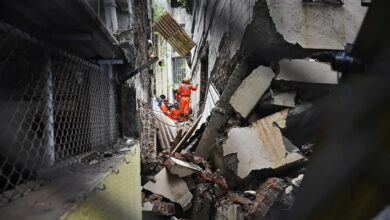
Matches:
[[154, 12, 196, 57], [170, 129, 183, 152], [171, 114, 203, 155]]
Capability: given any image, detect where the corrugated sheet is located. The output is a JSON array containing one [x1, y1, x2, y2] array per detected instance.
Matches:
[[154, 113, 178, 150], [154, 13, 196, 57], [197, 83, 220, 130]]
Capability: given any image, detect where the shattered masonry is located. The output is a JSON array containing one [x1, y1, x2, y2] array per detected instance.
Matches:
[[140, 0, 367, 219]]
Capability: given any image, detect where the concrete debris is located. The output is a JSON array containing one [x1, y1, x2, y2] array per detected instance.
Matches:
[[143, 200, 176, 216], [191, 194, 212, 220], [291, 174, 304, 187], [246, 178, 286, 219], [173, 152, 187, 161], [183, 176, 197, 191], [170, 217, 187, 220], [152, 200, 176, 216], [215, 204, 241, 220], [180, 149, 195, 162], [276, 59, 339, 84], [164, 157, 203, 177], [226, 193, 252, 206], [244, 191, 257, 197], [125, 138, 137, 146], [89, 159, 98, 165], [230, 66, 275, 118], [268, 91, 296, 108], [214, 178, 287, 219], [267, 0, 367, 50], [222, 110, 304, 178], [140, 0, 366, 219], [285, 186, 293, 194], [143, 168, 193, 209], [142, 201, 154, 211], [143, 194, 176, 216]]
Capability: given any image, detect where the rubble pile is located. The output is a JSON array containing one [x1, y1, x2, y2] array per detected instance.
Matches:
[[139, 58, 343, 220], [141, 0, 371, 219], [141, 99, 311, 219]]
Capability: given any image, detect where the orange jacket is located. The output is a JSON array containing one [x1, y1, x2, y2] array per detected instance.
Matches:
[[160, 102, 168, 114], [176, 83, 197, 98], [168, 107, 180, 121]]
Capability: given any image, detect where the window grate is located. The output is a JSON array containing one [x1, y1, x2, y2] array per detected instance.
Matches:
[[173, 57, 186, 84], [0, 20, 119, 205]]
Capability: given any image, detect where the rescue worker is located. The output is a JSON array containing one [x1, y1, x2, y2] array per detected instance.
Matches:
[[175, 78, 198, 120], [159, 97, 169, 116], [168, 102, 180, 121]]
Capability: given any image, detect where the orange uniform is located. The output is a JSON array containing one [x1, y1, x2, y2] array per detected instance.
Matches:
[[168, 107, 180, 121], [160, 101, 168, 115], [176, 83, 197, 114]]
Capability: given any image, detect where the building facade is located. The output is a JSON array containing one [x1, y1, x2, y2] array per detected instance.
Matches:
[[153, 0, 193, 103]]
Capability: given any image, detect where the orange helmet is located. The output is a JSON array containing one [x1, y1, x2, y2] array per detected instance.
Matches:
[[183, 78, 190, 83]]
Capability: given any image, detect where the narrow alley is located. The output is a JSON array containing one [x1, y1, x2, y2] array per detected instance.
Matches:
[[0, 0, 390, 220]]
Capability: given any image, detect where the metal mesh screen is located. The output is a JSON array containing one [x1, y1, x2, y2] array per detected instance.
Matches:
[[173, 57, 186, 84], [0, 21, 119, 204]]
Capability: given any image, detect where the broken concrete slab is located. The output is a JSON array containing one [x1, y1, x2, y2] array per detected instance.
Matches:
[[142, 200, 176, 216], [215, 204, 241, 220], [143, 168, 193, 209], [222, 110, 304, 178], [164, 157, 203, 177], [267, 0, 367, 50], [142, 201, 154, 211], [152, 200, 176, 216], [269, 91, 296, 108], [276, 59, 338, 84], [230, 66, 275, 118], [292, 174, 304, 187]]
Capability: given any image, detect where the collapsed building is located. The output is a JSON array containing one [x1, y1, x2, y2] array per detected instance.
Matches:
[[1, 0, 390, 219], [140, 0, 380, 219]]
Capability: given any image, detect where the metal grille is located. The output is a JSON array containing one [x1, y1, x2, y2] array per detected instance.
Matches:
[[0, 21, 119, 204], [173, 57, 186, 84]]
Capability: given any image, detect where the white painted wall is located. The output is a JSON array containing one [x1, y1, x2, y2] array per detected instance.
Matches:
[[153, 0, 193, 104]]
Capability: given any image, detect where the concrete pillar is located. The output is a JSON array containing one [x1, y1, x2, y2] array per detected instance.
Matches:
[[104, 0, 119, 33]]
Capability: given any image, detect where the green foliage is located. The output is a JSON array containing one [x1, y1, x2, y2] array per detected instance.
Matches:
[[168, 0, 188, 7], [177, 0, 188, 7], [152, 1, 166, 21], [160, 59, 166, 67], [181, 62, 186, 70]]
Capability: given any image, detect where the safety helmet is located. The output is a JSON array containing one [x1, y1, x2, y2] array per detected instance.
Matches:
[[183, 78, 190, 83]]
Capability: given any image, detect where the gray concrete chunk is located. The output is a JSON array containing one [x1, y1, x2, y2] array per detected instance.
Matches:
[[215, 204, 241, 220], [230, 66, 274, 118], [277, 59, 338, 84], [222, 110, 304, 178], [165, 157, 203, 177], [143, 168, 193, 209], [269, 91, 296, 107]]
